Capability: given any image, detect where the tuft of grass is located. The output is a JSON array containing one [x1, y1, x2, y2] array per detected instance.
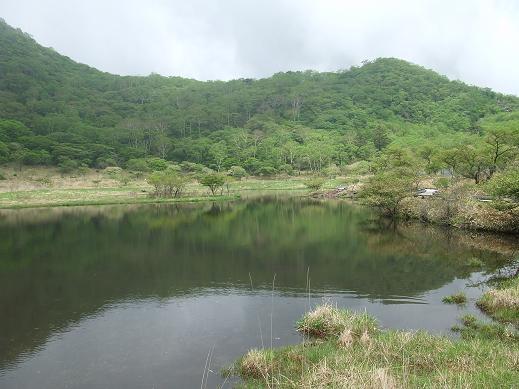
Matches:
[[442, 292, 467, 305], [235, 304, 519, 388], [477, 276, 519, 326], [239, 349, 274, 381], [296, 302, 378, 339]]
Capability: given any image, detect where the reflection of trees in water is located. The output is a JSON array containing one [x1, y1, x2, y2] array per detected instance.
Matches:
[[366, 214, 519, 258], [0, 199, 515, 369]]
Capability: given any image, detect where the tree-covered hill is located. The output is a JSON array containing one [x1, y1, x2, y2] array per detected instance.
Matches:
[[0, 18, 518, 172]]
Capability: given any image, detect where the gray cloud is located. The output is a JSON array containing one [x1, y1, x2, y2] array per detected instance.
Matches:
[[1, 0, 518, 95]]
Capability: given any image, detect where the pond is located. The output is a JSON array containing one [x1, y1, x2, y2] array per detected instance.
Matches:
[[0, 198, 516, 388]]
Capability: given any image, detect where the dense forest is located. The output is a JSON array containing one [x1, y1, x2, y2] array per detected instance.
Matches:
[[0, 18, 518, 176]]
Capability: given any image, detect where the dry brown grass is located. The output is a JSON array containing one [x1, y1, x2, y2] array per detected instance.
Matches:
[[302, 360, 399, 389], [239, 349, 272, 380], [484, 288, 519, 310]]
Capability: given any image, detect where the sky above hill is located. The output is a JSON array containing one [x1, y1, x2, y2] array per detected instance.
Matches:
[[1, 0, 518, 95]]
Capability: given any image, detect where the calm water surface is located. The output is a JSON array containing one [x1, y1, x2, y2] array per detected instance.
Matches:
[[0, 198, 516, 388]]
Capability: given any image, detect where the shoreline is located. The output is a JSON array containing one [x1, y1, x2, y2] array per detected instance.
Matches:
[[232, 274, 519, 387], [0, 193, 240, 210]]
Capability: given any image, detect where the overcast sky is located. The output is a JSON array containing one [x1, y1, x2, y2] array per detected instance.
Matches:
[[1, 0, 518, 95]]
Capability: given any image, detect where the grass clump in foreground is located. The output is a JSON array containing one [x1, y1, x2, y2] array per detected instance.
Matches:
[[233, 303, 519, 388], [477, 276, 519, 326], [442, 292, 467, 305]]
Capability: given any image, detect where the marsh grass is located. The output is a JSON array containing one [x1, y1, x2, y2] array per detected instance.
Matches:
[[233, 304, 519, 388], [296, 302, 378, 340], [477, 276, 519, 325], [442, 292, 467, 305], [452, 314, 518, 342]]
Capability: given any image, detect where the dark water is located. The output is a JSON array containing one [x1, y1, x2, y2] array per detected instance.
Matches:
[[0, 198, 515, 388]]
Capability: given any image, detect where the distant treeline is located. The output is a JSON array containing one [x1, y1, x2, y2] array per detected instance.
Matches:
[[0, 19, 518, 175]]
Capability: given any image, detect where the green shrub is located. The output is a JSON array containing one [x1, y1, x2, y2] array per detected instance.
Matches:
[[359, 170, 417, 216], [22, 150, 52, 165], [148, 168, 189, 197], [228, 165, 247, 180], [487, 168, 519, 201], [344, 160, 371, 175], [126, 158, 150, 172], [257, 165, 277, 176], [103, 166, 123, 178], [58, 158, 79, 174], [304, 177, 326, 192], [180, 161, 205, 173], [146, 158, 168, 171], [278, 164, 294, 175], [324, 163, 340, 178], [199, 173, 226, 195]]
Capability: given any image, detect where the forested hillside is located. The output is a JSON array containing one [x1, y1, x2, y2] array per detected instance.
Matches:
[[0, 18, 518, 174]]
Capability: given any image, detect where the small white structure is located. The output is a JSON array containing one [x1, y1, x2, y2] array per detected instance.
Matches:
[[415, 188, 439, 198]]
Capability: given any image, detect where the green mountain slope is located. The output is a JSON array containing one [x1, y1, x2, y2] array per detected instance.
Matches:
[[0, 18, 518, 172]]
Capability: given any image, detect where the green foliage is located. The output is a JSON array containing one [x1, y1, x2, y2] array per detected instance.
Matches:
[[0, 141, 8, 163], [146, 158, 168, 171], [198, 173, 226, 195], [345, 160, 370, 175], [0, 170, 5, 180], [58, 158, 79, 174], [360, 170, 417, 216], [323, 163, 340, 178], [487, 168, 519, 200], [433, 177, 451, 189], [147, 168, 189, 197], [278, 164, 294, 175], [372, 125, 391, 151], [227, 165, 247, 180], [0, 19, 518, 174], [126, 158, 150, 172], [304, 177, 326, 192]]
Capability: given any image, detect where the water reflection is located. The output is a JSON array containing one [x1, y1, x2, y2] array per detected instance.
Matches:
[[0, 198, 516, 388]]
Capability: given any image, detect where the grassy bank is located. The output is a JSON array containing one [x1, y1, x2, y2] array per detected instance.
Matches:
[[232, 301, 519, 388], [401, 192, 519, 234], [0, 190, 239, 209], [0, 166, 347, 209], [477, 276, 519, 326], [0, 165, 517, 236]]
